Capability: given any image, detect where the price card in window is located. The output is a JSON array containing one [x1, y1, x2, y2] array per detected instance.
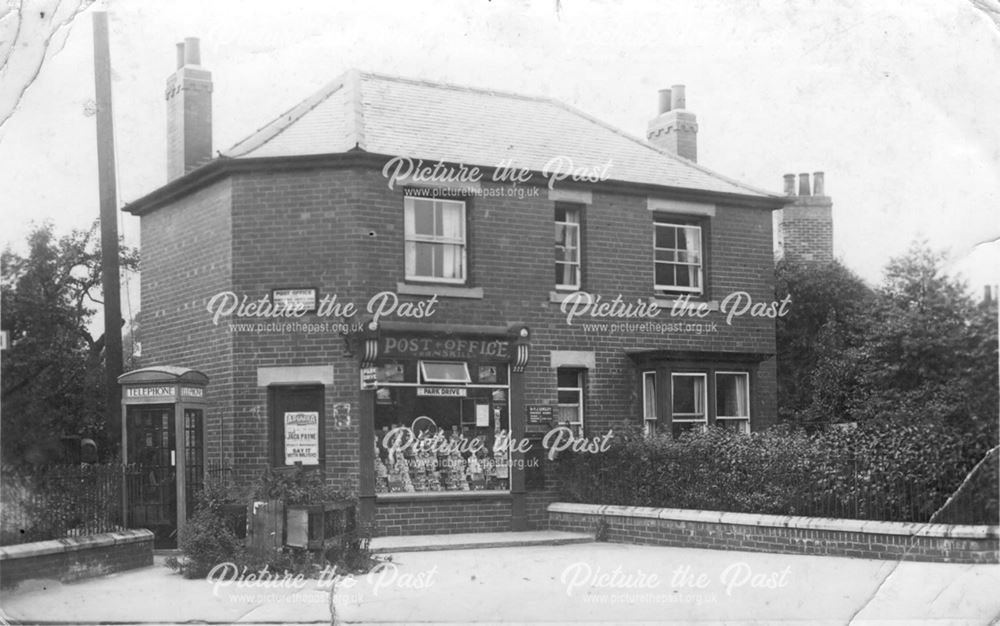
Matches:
[[284, 412, 319, 465], [476, 403, 490, 427]]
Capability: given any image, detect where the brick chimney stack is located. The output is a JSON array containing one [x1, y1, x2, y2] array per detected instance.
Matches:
[[166, 37, 212, 181], [774, 171, 834, 264], [646, 85, 698, 162]]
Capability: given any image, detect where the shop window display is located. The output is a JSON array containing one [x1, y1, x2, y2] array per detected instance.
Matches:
[[373, 359, 511, 494]]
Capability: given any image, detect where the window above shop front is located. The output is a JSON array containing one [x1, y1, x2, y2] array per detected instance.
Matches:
[[654, 218, 703, 296], [404, 197, 467, 283], [419, 360, 472, 384]]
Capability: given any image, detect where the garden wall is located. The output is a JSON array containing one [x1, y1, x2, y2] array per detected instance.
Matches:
[[0, 529, 154, 589], [548, 503, 998, 564]]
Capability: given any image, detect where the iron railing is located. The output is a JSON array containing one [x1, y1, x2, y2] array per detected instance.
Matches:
[[1, 463, 144, 545]]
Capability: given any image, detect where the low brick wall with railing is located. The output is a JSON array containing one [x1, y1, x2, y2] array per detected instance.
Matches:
[[548, 503, 999, 564], [0, 529, 154, 589]]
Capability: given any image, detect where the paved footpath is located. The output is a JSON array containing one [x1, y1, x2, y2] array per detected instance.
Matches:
[[2, 542, 999, 625]]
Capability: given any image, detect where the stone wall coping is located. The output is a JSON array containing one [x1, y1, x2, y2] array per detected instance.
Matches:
[[548, 502, 999, 539], [0, 529, 155, 561]]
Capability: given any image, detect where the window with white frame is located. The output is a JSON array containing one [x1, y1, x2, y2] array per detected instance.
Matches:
[[715, 372, 750, 434], [555, 204, 581, 289], [642, 371, 657, 437], [654, 219, 703, 295], [404, 197, 466, 282], [557, 369, 585, 435], [671, 373, 707, 437]]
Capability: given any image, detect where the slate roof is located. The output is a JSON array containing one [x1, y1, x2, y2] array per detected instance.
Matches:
[[224, 70, 777, 199]]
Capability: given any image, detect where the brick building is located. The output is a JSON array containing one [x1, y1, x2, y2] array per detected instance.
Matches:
[[124, 39, 791, 538]]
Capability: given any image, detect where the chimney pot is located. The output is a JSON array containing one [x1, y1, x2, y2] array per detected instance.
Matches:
[[175, 42, 185, 69], [798, 173, 811, 196], [670, 84, 686, 110], [812, 171, 825, 196], [783, 174, 796, 196], [646, 83, 697, 161], [183, 37, 201, 66], [658, 88, 672, 114]]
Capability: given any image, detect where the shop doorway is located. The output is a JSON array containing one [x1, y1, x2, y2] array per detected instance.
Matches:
[[269, 385, 325, 468]]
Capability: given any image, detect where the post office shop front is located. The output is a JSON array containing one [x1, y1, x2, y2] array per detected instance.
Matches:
[[355, 324, 532, 534]]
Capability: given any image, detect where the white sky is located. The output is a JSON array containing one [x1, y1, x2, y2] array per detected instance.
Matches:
[[2, 0, 999, 301]]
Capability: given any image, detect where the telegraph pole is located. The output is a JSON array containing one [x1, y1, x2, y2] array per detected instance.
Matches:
[[92, 11, 123, 453]]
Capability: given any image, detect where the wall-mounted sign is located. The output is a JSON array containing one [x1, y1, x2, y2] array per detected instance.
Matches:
[[360, 367, 378, 390], [382, 336, 510, 361], [527, 404, 555, 425], [381, 363, 405, 382], [180, 386, 204, 398], [478, 365, 497, 383], [284, 412, 319, 465], [272, 288, 318, 313], [416, 386, 468, 397], [124, 385, 175, 400]]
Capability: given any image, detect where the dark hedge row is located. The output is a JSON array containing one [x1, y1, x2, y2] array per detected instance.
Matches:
[[555, 420, 998, 524]]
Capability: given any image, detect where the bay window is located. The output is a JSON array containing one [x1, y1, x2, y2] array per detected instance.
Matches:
[[715, 372, 750, 433], [639, 365, 754, 438], [670, 373, 707, 437], [642, 370, 657, 436]]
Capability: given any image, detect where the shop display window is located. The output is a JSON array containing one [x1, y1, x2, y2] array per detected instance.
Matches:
[[373, 359, 511, 494]]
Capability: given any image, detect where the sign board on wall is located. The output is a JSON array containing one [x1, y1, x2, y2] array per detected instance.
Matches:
[[416, 386, 467, 397], [124, 385, 175, 400], [360, 367, 378, 390], [284, 412, 319, 465], [272, 288, 318, 313], [527, 404, 555, 425], [381, 336, 510, 360]]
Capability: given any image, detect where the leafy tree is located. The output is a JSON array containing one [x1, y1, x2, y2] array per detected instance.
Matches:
[[848, 242, 998, 429], [774, 259, 872, 425], [777, 241, 998, 438], [1, 221, 139, 465]]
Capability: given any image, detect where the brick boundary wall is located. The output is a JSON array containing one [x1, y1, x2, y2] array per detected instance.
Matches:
[[548, 503, 999, 564], [0, 529, 154, 589]]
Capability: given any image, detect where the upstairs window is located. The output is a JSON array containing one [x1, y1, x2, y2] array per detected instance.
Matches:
[[654, 220, 703, 295], [555, 204, 582, 289], [405, 197, 466, 283]]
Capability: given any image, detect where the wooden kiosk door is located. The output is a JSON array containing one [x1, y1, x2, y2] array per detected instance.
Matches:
[[126, 405, 177, 546]]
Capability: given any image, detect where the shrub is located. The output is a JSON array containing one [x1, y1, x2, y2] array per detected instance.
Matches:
[[555, 420, 997, 524], [169, 467, 379, 579]]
